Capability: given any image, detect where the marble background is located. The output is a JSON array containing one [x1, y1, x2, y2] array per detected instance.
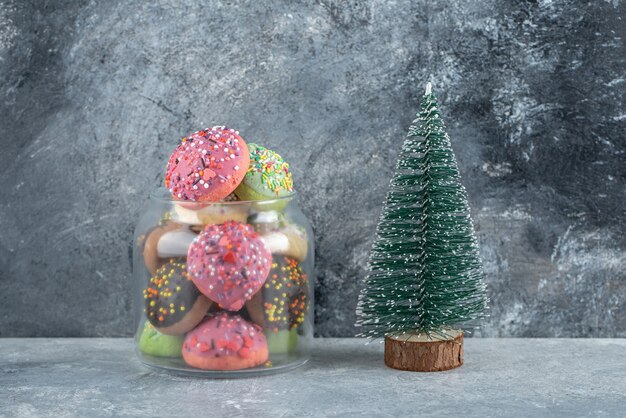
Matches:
[[1, 0, 624, 337]]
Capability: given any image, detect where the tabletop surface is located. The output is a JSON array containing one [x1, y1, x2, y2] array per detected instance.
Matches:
[[2, 338, 625, 417]]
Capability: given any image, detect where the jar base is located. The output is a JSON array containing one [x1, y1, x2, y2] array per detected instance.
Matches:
[[138, 352, 309, 378]]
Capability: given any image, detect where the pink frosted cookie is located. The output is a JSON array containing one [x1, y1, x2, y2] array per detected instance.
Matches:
[[165, 126, 250, 202], [187, 221, 272, 311], [182, 313, 268, 370]]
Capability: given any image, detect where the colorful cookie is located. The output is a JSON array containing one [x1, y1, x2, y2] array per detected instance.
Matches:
[[234, 144, 294, 201], [165, 126, 250, 202], [182, 313, 269, 370], [266, 328, 298, 355], [138, 322, 184, 357], [143, 221, 197, 274], [187, 221, 272, 311], [142, 221, 179, 275], [144, 258, 212, 336], [247, 210, 287, 234], [156, 228, 197, 258], [172, 201, 248, 227], [246, 256, 309, 332], [259, 224, 308, 262]]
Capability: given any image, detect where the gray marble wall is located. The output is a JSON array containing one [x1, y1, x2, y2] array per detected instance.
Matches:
[[1, 0, 624, 337]]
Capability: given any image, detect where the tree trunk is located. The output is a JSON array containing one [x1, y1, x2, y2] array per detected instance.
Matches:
[[384, 329, 463, 372]]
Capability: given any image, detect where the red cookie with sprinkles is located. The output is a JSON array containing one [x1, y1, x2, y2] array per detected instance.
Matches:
[[165, 126, 250, 202], [187, 221, 272, 311], [182, 312, 269, 370]]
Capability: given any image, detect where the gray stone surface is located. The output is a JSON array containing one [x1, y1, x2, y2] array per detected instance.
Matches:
[[2, 338, 626, 417], [0, 1, 625, 337]]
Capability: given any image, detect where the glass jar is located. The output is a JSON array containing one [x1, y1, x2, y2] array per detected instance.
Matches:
[[132, 188, 314, 377]]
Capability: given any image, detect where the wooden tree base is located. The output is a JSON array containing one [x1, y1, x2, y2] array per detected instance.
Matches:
[[384, 329, 464, 372]]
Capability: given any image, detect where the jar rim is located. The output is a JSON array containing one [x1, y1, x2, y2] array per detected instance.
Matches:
[[149, 187, 297, 205]]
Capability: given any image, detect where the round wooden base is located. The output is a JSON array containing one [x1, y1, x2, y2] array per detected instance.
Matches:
[[384, 329, 464, 372]]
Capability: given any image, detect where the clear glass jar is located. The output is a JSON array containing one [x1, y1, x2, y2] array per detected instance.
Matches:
[[132, 188, 314, 377]]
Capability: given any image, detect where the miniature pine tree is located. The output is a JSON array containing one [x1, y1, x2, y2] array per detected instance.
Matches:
[[356, 83, 487, 345]]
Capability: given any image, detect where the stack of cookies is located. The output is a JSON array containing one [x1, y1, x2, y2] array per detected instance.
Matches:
[[137, 126, 310, 371]]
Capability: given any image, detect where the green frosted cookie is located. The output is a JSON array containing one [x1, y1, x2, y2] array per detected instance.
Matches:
[[234, 144, 294, 205], [138, 322, 184, 357], [266, 329, 298, 355]]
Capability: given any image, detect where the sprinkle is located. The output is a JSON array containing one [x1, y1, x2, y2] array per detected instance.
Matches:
[[246, 144, 294, 193], [165, 126, 246, 201]]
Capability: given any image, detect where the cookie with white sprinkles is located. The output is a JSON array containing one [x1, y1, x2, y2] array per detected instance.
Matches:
[[165, 126, 250, 202]]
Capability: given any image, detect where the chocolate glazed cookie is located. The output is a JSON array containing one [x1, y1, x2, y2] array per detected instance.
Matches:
[[144, 258, 212, 336], [245, 255, 309, 333]]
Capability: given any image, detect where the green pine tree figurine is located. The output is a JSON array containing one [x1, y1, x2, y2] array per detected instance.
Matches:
[[356, 83, 487, 371]]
